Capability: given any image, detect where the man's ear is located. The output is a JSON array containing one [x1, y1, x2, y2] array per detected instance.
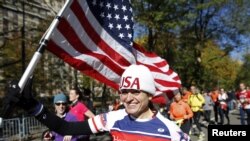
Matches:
[[148, 94, 153, 100]]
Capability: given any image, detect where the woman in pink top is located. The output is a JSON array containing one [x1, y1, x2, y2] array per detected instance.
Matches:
[[68, 86, 95, 140], [69, 86, 95, 121]]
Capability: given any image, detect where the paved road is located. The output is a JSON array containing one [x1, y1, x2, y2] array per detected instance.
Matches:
[[90, 109, 242, 141]]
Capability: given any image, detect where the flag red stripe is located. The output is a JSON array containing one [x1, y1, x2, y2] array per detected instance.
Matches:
[[164, 69, 172, 75], [137, 62, 174, 77], [173, 76, 180, 81], [57, 18, 124, 76], [91, 118, 99, 132], [71, 0, 131, 66], [47, 40, 119, 90], [155, 79, 182, 88], [133, 43, 158, 58], [153, 61, 168, 68]]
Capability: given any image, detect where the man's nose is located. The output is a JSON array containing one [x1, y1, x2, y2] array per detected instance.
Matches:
[[125, 92, 134, 101]]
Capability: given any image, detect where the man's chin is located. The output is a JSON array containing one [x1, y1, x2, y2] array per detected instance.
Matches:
[[125, 108, 138, 115], [59, 111, 65, 114]]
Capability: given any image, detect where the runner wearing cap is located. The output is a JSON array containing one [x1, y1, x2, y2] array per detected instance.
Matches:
[[4, 64, 190, 141]]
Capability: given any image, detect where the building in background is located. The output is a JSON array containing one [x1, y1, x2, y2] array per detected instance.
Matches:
[[0, 0, 65, 46], [0, 0, 65, 96]]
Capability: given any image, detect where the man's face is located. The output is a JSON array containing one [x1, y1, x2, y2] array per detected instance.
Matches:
[[55, 101, 66, 115], [174, 93, 182, 102], [220, 88, 224, 93], [240, 83, 245, 91], [190, 86, 196, 94], [120, 89, 151, 118]]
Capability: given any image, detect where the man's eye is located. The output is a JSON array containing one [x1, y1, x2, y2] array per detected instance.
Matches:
[[120, 89, 141, 94], [130, 90, 140, 94]]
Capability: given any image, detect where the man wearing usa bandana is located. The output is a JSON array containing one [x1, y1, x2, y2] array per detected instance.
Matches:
[[4, 65, 190, 141]]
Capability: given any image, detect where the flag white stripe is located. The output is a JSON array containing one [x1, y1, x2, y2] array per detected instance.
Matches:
[[51, 29, 121, 83], [152, 72, 181, 83]]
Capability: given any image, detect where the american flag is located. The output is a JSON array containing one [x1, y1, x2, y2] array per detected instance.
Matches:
[[46, 0, 181, 99]]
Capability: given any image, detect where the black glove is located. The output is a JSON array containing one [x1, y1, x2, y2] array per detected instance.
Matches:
[[18, 77, 40, 111], [2, 78, 43, 118], [1, 80, 21, 118]]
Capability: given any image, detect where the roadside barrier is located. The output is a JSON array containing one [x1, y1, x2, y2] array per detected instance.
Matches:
[[0, 116, 47, 141]]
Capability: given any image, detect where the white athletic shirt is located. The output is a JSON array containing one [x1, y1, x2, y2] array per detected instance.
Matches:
[[88, 109, 190, 141]]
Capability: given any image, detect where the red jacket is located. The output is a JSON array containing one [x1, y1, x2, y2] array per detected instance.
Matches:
[[236, 90, 250, 109]]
